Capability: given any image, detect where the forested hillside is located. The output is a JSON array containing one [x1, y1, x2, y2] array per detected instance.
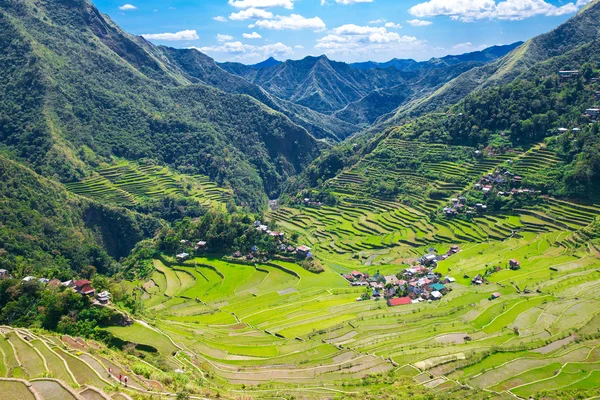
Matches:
[[376, 0, 600, 126], [0, 0, 327, 210], [0, 155, 160, 278]]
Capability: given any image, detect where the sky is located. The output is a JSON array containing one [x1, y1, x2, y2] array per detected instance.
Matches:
[[92, 0, 594, 64]]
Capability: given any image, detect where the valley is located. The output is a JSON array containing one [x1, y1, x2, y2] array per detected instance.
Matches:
[[0, 0, 600, 399]]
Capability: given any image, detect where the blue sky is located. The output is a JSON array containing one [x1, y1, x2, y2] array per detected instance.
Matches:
[[93, 0, 592, 64]]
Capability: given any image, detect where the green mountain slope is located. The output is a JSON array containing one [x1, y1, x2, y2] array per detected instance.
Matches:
[[376, 0, 600, 126], [0, 0, 324, 210], [156, 46, 358, 141], [0, 154, 160, 277]]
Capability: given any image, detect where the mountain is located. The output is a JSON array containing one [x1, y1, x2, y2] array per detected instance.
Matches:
[[374, 1, 600, 127], [156, 46, 359, 141], [350, 58, 419, 71], [334, 60, 493, 126], [0, 0, 328, 210], [250, 56, 282, 69], [349, 43, 522, 71], [297, 1, 600, 200], [220, 44, 521, 123], [0, 154, 160, 277]]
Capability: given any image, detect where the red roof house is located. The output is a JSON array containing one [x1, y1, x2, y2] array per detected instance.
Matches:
[[388, 297, 412, 307], [73, 279, 95, 296]]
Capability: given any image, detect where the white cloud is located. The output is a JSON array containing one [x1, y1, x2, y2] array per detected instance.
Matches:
[[316, 25, 425, 58], [243, 32, 263, 39], [228, 0, 295, 9], [196, 41, 293, 59], [407, 18, 433, 26], [142, 30, 200, 41], [368, 18, 386, 24], [327, 0, 374, 4], [119, 4, 136, 10], [409, 0, 582, 22], [294, 45, 304, 49], [332, 24, 385, 35], [254, 14, 326, 30], [385, 22, 402, 29], [213, 16, 228, 22], [217, 34, 234, 42], [230, 8, 274, 20]]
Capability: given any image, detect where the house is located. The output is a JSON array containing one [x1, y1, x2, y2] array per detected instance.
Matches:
[[38, 278, 49, 284], [444, 277, 456, 284], [388, 297, 412, 307], [472, 274, 483, 285], [73, 279, 95, 296], [558, 70, 579, 79], [509, 259, 521, 270], [195, 241, 207, 250], [257, 225, 269, 232], [233, 251, 242, 258], [421, 254, 437, 266], [384, 275, 399, 285], [269, 231, 285, 239], [372, 289, 381, 297], [0, 269, 8, 279], [176, 252, 190, 262], [286, 245, 295, 253], [491, 292, 501, 299], [430, 290, 443, 300], [449, 245, 459, 254], [179, 239, 189, 245], [97, 291, 111, 304], [430, 283, 446, 292], [296, 245, 312, 257], [22, 276, 36, 283], [351, 270, 364, 279], [585, 108, 600, 118]]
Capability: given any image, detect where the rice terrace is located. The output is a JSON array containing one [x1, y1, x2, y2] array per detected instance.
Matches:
[[2, 0, 600, 399]]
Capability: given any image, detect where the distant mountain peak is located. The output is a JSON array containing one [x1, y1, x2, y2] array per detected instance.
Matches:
[[249, 57, 282, 69]]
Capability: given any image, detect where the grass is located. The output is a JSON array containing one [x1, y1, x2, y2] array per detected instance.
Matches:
[[104, 323, 178, 356], [0, 380, 35, 400], [54, 348, 108, 388]]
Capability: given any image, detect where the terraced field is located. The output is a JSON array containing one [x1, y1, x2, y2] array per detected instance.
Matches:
[[95, 225, 599, 398], [0, 327, 145, 399], [10, 141, 600, 398], [66, 160, 231, 208]]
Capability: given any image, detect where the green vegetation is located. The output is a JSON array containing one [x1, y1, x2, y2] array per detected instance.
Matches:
[[1, 0, 600, 399]]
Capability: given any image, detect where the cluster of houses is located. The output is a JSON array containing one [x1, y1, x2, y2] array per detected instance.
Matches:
[[176, 240, 208, 262], [442, 169, 542, 217], [227, 221, 313, 262], [475, 170, 542, 196], [345, 247, 460, 306], [471, 258, 521, 286], [2, 273, 112, 305], [291, 197, 324, 207]]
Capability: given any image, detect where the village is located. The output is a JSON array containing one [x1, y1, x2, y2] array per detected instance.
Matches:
[[174, 220, 314, 264], [0, 269, 112, 305], [343, 246, 525, 307], [343, 245, 461, 306]]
